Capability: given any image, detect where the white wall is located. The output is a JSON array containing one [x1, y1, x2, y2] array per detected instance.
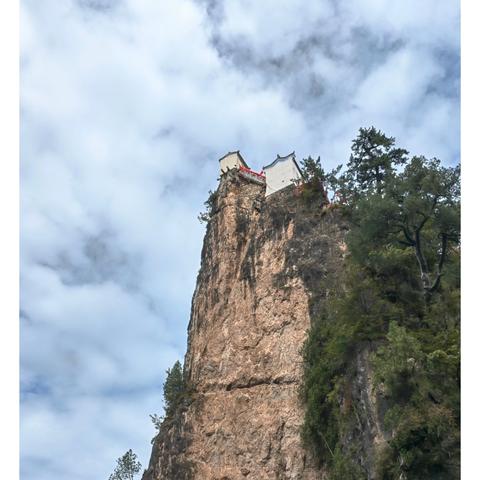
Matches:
[[219, 152, 244, 174], [265, 158, 302, 196]]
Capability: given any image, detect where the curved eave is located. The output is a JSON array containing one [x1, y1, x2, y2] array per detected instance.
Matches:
[[263, 151, 303, 178], [263, 151, 295, 170]]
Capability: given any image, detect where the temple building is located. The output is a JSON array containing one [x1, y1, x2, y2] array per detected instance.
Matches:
[[218, 151, 266, 186], [263, 152, 303, 196], [218, 151, 249, 174], [218, 150, 303, 195]]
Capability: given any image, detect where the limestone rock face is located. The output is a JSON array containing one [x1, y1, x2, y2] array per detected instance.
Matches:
[[142, 171, 348, 480]]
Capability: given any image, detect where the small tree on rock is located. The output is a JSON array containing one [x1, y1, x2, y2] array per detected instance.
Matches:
[[163, 360, 185, 417], [198, 189, 218, 224], [150, 413, 163, 431], [108, 449, 142, 480], [149, 413, 163, 444]]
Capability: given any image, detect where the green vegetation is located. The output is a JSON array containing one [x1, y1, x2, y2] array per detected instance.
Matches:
[[149, 413, 163, 443], [344, 126, 409, 195], [301, 127, 460, 478], [372, 323, 459, 479], [147, 360, 194, 478], [108, 449, 142, 480], [198, 189, 218, 223], [297, 155, 341, 206], [163, 360, 187, 417], [149, 360, 188, 440]]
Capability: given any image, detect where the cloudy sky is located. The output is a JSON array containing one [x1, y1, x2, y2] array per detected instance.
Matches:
[[20, 0, 459, 478]]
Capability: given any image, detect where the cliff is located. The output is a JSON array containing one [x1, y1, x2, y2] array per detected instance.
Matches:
[[142, 170, 381, 479]]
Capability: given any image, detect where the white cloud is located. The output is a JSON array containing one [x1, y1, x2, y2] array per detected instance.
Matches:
[[344, 0, 460, 49], [21, 392, 161, 480], [218, 0, 336, 58]]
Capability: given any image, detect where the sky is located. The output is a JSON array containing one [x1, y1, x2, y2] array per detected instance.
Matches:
[[20, 1, 460, 479]]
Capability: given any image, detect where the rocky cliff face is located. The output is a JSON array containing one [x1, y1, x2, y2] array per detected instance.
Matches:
[[142, 170, 377, 479]]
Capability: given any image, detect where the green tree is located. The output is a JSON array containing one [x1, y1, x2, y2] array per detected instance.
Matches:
[[299, 156, 328, 205], [149, 414, 163, 444], [372, 322, 425, 403], [300, 156, 326, 184], [389, 156, 460, 295], [198, 189, 218, 224], [163, 360, 185, 417], [298, 156, 341, 206], [348, 156, 460, 299], [108, 449, 142, 480], [373, 324, 459, 479], [149, 413, 163, 432], [345, 126, 408, 195]]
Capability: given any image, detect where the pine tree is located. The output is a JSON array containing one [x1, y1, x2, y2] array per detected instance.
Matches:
[[345, 126, 408, 194], [163, 360, 185, 417], [390, 156, 460, 295], [108, 449, 142, 480], [348, 155, 460, 297], [298, 156, 341, 206]]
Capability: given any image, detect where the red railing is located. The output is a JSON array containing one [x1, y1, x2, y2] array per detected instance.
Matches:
[[239, 164, 266, 179]]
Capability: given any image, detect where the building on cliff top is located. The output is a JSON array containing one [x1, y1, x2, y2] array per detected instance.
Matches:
[[263, 152, 303, 196], [218, 150, 304, 195], [219, 150, 266, 186], [218, 151, 248, 173]]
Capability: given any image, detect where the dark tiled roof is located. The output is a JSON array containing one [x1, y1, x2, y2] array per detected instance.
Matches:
[[263, 151, 303, 178], [263, 151, 295, 169]]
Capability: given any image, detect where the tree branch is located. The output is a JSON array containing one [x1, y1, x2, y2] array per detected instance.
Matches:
[[402, 226, 415, 246], [428, 233, 448, 294], [416, 214, 430, 232], [414, 227, 431, 290], [437, 233, 448, 274]]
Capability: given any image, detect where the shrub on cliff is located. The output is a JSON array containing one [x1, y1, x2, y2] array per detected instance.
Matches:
[[198, 189, 218, 224]]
